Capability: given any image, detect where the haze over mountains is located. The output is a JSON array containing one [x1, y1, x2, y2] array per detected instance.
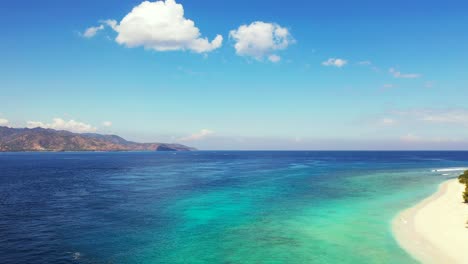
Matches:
[[0, 126, 195, 152]]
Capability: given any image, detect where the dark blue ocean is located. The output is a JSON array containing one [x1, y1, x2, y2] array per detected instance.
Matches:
[[1, 151, 467, 263]]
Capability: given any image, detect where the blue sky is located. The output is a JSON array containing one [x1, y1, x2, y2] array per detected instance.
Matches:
[[1, 0, 468, 150]]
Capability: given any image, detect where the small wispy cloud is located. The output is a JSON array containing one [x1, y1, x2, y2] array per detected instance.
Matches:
[[357, 61, 372, 65], [177, 66, 205, 76], [322, 58, 347, 68], [418, 110, 468, 124], [380, 118, 397, 126], [0, 118, 9, 126], [384, 108, 468, 126], [179, 129, 214, 141], [102, 19, 117, 30], [400, 133, 421, 142], [27, 118, 97, 133], [82, 24, 105, 38], [400, 133, 459, 143], [102, 121, 112, 127], [268, 54, 281, 63], [389, 68, 421, 79], [357, 60, 381, 72], [424, 81, 435, 88]]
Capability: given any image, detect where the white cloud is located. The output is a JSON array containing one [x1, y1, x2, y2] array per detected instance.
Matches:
[[380, 118, 396, 126], [98, 0, 222, 53], [401, 133, 421, 142], [268, 54, 281, 63], [102, 121, 112, 127], [357, 61, 372, 65], [26, 118, 97, 133], [424, 81, 435, 88], [229, 21, 293, 61], [179, 129, 214, 141], [389, 68, 421, 79], [419, 110, 468, 124], [83, 25, 105, 38], [385, 108, 468, 126], [0, 118, 9, 126], [400, 134, 459, 143], [322, 58, 347, 68], [102, 19, 118, 30], [357, 60, 380, 72]]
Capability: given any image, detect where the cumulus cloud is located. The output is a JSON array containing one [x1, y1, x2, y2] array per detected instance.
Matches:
[[102, 121, 113, 127], [322, 58, 347, 68], [229, 21, 293, 61], [82, 24, 105, 38], [0, 118, 9, 126], [26, 118, 97, 133], [389, 68, 421, 79], [91, 0, 222, 53], [179, 129, 214, 141]]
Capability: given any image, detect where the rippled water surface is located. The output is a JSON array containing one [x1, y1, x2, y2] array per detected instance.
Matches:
[[1, 151, 467, 263]]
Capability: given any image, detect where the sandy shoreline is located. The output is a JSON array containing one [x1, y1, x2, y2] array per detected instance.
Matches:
[[393, 179, 468, 264]]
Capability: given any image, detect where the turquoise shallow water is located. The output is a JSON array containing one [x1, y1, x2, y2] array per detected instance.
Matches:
[[0, 151, 466, 263]]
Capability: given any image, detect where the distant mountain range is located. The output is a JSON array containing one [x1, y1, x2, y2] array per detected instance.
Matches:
[[0, 126, 195, 152]]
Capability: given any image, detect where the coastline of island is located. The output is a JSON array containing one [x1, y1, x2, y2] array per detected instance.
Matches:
[[0, 126, 195, 152], [392, 178, 468, 264]]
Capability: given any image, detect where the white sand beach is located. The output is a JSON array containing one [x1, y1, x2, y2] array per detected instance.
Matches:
[[393, 179, 468, 264]]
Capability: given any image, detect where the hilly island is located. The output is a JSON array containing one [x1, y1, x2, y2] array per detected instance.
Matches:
[[0, 126, 195, 152]]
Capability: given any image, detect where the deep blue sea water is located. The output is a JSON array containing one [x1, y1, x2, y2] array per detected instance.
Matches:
[[1, 151, 467, 263]]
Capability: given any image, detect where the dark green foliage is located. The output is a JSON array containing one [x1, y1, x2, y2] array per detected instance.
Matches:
[[459, 171, 468, 203], [458, 170, 468, 184], [463, 185, 468, 203]]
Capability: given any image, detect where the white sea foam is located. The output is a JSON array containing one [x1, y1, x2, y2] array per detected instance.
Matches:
[[431, 167, 468, 172], [72, 252, 81, 260]]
